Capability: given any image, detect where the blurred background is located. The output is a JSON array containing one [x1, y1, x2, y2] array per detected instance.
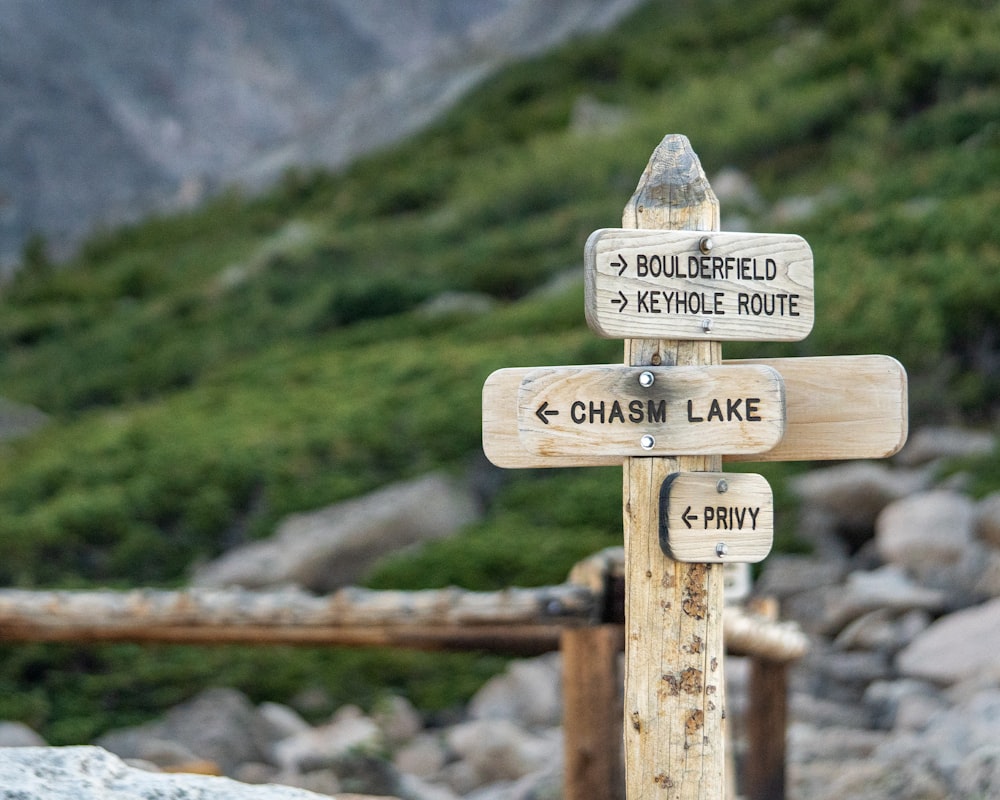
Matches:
[[0, 0, 998, 784]]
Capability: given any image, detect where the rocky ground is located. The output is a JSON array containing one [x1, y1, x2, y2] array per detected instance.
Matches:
[[2, 426, 1000, 799]]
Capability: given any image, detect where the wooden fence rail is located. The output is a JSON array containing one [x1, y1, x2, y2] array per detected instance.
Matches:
[[0, 549, 807, 800]]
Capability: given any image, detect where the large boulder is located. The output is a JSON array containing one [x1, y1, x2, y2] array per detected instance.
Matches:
[[97, 688, 282, 776], [896, 597, 1000, 685], [193, 473, 481, 592], [0, 746, 392, 799]]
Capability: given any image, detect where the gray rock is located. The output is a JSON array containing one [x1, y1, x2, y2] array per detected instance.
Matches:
[[0, 720, 46, 747], [393, 733, 448, 780], [862, 679, 944, 731], [97, 688, 280, 776], [875, 491, 977, 583], [372, 695, 423, 748], [273, 705, 382, 774], [193, 472, 481, 592], [444, 719, 559, 790], [834, 608, 931, 654], [785, 565, 947, 636], [754, 555, 848, 601], [0, 746, 355, 799], [467, 653, 562, 730], [791, 462, 930, 550], [897, 597, 1000, 685], [258, 703, 312, 741], [894, 426, 995, 467], [415, 291, 496, 319]]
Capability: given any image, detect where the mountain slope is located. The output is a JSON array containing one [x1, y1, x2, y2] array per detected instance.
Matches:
[[0, 0, 643, 267]]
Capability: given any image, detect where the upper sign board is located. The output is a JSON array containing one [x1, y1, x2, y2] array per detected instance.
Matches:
[[585, 228, 814, 341]]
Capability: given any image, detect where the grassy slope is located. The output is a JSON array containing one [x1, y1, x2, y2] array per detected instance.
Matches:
[[2, 0, 1000, 740]]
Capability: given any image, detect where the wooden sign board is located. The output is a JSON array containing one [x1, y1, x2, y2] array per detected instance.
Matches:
[[514, 364, 785, 458], [659, 472, 773, 563], [585, 228, 814, 341], [483, 355, 907, 468]]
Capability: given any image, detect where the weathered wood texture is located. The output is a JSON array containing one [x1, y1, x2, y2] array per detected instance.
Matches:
[[483, 354, 907, 469], [661, 472, 773, 564], [515, 363, 785, 457], [0, 584, 597, 655], [562, 625, 625, 800], [0, 584, 805, 660], [585, 228, 814, 341], [621, 134, 727, 800]]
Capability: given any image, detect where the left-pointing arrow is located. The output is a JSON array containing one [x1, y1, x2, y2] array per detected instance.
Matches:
[[682, 506, 699, 529], [536, 402, 559, 424]]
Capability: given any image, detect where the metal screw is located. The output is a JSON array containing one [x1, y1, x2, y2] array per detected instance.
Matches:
[[699, 236, 714, 254], [640, 434, 655, 450], [638, 370, 655, 388], [716, 479, 729, 494], [715, 542, 729, 557], [701, 318, 713, 332]]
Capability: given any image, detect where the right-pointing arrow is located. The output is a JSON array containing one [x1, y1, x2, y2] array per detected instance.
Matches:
[[611, 290, 628, 312]]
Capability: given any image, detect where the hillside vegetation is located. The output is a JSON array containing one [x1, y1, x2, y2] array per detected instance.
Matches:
[[2, 0, 1000, 741]]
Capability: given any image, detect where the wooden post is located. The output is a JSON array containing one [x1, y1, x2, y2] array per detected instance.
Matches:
[[621, 135, 727, 799], [562, 625, 625, 800], [744, 658, 789, 800]]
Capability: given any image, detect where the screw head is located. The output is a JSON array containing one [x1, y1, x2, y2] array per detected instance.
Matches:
[[701, 318, 713, 332], [699, 236, 714, 254], [716, 479, 729, 494], [638, 370, 655, 388], [715, 542, 729, 557], [640, 434, 655, 450]]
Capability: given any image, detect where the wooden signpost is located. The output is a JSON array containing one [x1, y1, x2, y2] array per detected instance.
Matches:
[[481, 134, 908, 800]]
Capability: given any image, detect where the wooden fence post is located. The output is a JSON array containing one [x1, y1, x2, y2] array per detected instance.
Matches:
[[562, 625, 624, 800], [621, 134, 726, 799]]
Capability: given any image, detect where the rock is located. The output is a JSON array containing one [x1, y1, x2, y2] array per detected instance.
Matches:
[[193, 472, 482, 592], [834, 607, 931, 654], [787, 722, 888, 764], [444, 719, 559, 790], [396, 772, 460, 800], [259, 702, 312, 741], [897, 597, 1000, 685], [894, 426, 995, 467], [0, 746, 369, 799], [0, 720, 46, 747], [393, 733, 448, 779], [785, 565, 947, 636], [415, 291, 496, 319], [568, 94, 628, 135], [755, 555, 848, 601], [875, 491, 977, 582], [791, 462, 930, 551], [372, 695, 423, 747], [97, 688, 281, 777], [467, 653, 562, 729], [273, 705, 383, 774], [710, 167, 765, 213], [862, 679, 944, 731]]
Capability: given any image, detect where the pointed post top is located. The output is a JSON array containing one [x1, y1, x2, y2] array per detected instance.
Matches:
[[622, 134, 719, 231]]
